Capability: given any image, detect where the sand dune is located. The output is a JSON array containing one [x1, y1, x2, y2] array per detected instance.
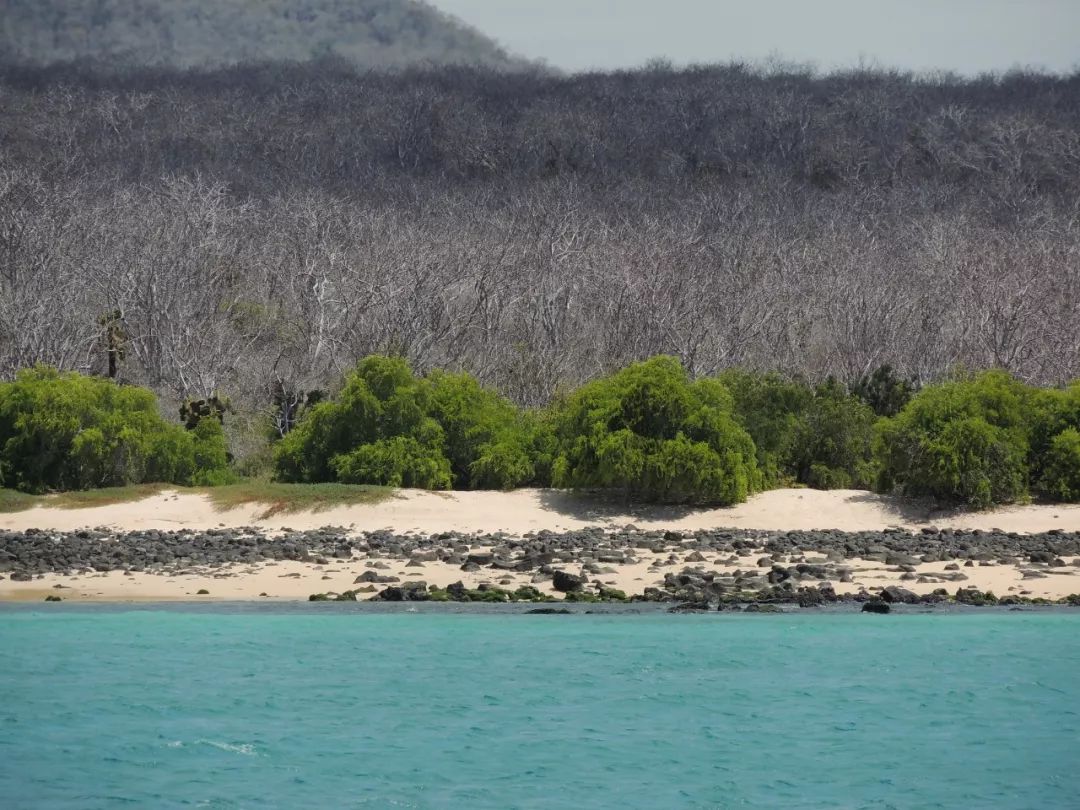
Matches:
[[2, 487, 1079, 535]]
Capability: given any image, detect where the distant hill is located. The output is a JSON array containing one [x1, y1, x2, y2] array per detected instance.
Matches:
[[0, 0, 530, 69]]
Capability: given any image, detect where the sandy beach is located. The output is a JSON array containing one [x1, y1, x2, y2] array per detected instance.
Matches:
[[4, 487, 1080, 535], [3, 488, 1080, 602]]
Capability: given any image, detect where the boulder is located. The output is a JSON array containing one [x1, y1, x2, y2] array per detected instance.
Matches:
[[880, 586, 919, 604], [552, 570, 586, 593], [861, 600, 891, 614], [374, 585, 423, 601]]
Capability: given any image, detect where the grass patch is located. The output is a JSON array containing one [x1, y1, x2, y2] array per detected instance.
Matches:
[[200, 481, 395, 519], [0, 483, 169, 512], [0, 488, 42, 513], [0, 481, 394, 517]]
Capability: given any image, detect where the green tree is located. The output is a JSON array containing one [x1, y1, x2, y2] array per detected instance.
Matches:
[[717, 369, 811, 487], [0, 367, 228, 492], [273, 355, 535, 489], [874, 370, 1032, 507], [1038, 427, 1080, 502], [790, 380, 879, 489], [851, 365, 917, 418], [551, 357, 758, 505]]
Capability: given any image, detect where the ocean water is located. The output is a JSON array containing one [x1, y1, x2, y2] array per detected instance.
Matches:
[[1, 606, 1078, 809]]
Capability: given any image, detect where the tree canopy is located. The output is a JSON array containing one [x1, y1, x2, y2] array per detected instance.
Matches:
[[0, 367, 229, 492], [274, 356, 538, 490], [550, 357, 759, 506]]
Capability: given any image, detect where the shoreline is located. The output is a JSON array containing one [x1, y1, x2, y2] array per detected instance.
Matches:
[[3, 523, 1078, 607], [3, 488, 1080, 606]]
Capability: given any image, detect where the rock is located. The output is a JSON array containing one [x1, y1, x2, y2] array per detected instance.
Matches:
[[10, 571, 33, 582], [886, 553, 919, 566], [446, 581, 468, 600], [552, 570, 586, 593], [354, 571, 397, 583], [861, 600, 891, 614], [880, 586, 919, 604], [767, 565, 791, 584], [526, 608, 572, 615], [743, 603, 782, 613], [955, 588, 998, 606], [196, 588, 210, 595], [668, 601, 710, 612], [44, 595, 62, 602]]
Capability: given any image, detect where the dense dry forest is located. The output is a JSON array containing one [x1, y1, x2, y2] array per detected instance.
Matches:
[[0, 0, 527, 69], [2, 61, 1079, 441]]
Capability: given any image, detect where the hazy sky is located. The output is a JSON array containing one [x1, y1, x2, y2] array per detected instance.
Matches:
[[434, 0, 1080, 74]]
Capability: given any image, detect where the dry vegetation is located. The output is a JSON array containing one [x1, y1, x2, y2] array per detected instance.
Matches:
[[1, 61, 1078, 459]]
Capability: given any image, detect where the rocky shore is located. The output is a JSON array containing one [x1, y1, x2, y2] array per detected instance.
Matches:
[[2, 524, 1079, 607]]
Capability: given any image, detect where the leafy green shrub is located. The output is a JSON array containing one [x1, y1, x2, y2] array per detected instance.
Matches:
[[790, 381, 879, 489], [551, 357, 758, 505], [1038, 428, 1080, 502], [721, 371, 877, 489], [851, 365, 917, 417], [1026, 382, 1080, 498], [274, 356, 536, 489], [189, 418, 236, 486], [874, 370, 1031, 507], [0, 366, 229, 492], [332, 436, 452, 489], [427, 370, 538, 489], [718, 369, 810, 487]]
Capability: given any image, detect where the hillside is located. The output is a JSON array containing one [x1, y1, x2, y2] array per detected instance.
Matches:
[[0, 0, 528, 69], [3, 61, 1078, 417]]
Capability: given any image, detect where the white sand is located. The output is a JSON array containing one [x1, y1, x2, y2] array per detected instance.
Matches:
[[3, 487, 1079, 602], [3, 487, 1080, 534]]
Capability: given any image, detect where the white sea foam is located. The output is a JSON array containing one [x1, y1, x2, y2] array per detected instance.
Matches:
[[196, 739, 257, 756]]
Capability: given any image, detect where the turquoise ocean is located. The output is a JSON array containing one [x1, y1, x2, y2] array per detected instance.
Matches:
[[1, 606, 1078, 809]]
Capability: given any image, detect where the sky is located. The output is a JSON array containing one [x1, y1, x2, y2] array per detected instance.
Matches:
[[434, 0, 1080, 75]]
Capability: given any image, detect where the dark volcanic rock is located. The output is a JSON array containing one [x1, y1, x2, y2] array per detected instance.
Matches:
[[354, 571, 398, 584], [4, 523, 1079, 606], [861, 600, 891, 614], [668, 601, 711, 612], [880, 586, 920, 604], [552, 570, 586, 593]]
